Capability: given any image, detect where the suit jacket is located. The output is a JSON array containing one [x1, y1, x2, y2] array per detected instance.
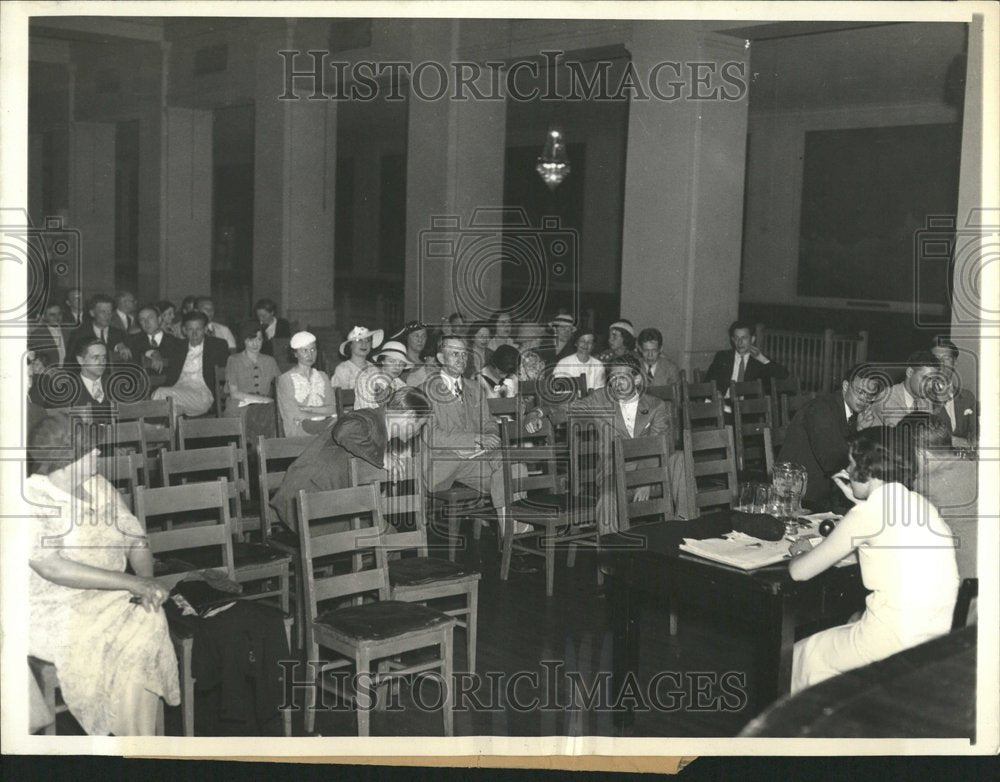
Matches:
[[66, 322, 128, 365], [35, 367, 113, 411], [704, 350, 789, 394], [271, 408, 386, 531], [261, 318, 292, 357], [125, 331, 183, 366], [113, 309, 138, 335], [938, 388, 978, 441], [421, 371, 498, 456], [642, 354, 682, 388], [161, 335, 231, 394], [777, 391, 856, 511], [868, 382, 951, 429], [919, 456, 978, 581], [28, 323, 70, 367]]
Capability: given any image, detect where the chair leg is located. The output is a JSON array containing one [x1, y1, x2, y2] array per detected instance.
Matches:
[[442, 628, 454, 737], [567, 542, 578, 568], [180, 641, 195, 737], [447, 511, 458, 562], [545, 535, 555, 597], [356, 651, 371, 737], [375, 660, 391, 711], [669, 607, 679, 637], [155, 698, 165, 736], [499, 509, 513, 581], [466, 583, 478, 673], [472, 519, 483, 540], [304, 640, 319, 735], [41, 664, 58, 736]]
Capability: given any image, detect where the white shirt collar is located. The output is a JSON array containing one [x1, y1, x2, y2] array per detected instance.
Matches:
[[439, 372, 462, 393], [844, 400, 853, 421], [901, 384, 915, 409], [265, 320, 277, 339], [81, 374, 102, 396]]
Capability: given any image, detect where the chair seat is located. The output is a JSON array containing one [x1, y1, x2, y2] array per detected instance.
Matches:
[[510, 491, 598, 518], [315, 600, 454, 642], [388, 557, 474, 587], [430, 487, 487, 507], [267, 526, 300, 549], [232, 541, 291, 566]]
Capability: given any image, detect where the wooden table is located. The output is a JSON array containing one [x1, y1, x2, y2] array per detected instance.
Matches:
[[601, 512, 869, 734]]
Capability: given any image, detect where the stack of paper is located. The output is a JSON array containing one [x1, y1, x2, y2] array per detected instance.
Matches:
[[680, 532, 791, 570]]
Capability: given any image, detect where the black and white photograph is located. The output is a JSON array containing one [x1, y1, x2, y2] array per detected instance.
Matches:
[[0, 0, 996, 763]]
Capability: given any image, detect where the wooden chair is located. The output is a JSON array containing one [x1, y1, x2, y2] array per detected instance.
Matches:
[[613, 433, 676, 526], [731, 388, 776, 479], [135, 479, 236, 737], [334, 387, 355, 418], [682, 426, 739, 518], [297, 483, 457, 736], [646, 383, 680, 445], [94, 452, 144, 512], [498, 418, 593, 597], [116, 398, 175, 464], [161, 445, 291, 616], [770, 376, 802, 423], [350, 456, 481, 671], [178, 416, 253, 511], [487, 395, 521, 422], [28, 658, 71, 735]]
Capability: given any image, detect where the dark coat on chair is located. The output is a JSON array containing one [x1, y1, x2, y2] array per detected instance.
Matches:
[[777, 390, 857, 511], [704, 350, 789, 394], [270, 408, 387, 532]]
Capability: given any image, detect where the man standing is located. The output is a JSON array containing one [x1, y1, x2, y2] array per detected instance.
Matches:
[[704, 320, 788, 399], [868, 350, 951, 428], [154, 311, 230, 418], [126, 305, 182, 380], [777, 363, 883, 511], [67, 294, 131, 364], [637, 327, 681, 388], [930, 337, 978, 445], [196, 296, 237, 352]]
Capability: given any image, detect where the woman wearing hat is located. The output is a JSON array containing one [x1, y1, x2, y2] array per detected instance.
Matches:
[[553, 329, 605, 393], [390, 321, 429, 368], [354, 340, 413, 410], [331, 325, 384, 390], [223, 320, 281, 440], [597, 319, 637, 363], [276, 331, 336, 438]]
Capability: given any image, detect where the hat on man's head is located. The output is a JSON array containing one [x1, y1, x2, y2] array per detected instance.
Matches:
[[549, 314, 575, 328], [374, 340, 414, 368], [390, 320, 427, 342], [609, 320, 635, 337], [339, 325, 384, 356], [289, 331, 317, 350]]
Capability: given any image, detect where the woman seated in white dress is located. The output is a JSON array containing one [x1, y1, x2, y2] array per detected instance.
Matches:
[[331, 325, 383, 391], [354, 340, 413, 409], [477, 344, 521, 398], [553, 329, 605, 393], [787, 425, 959, 693], [276, 331, 337, 437], [27, 413, 180, 735]]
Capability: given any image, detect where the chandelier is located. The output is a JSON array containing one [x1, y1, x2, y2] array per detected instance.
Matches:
[[535, 129, 570, 190]]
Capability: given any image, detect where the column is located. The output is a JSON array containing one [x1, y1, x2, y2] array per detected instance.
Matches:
[[68, 121, 116, 297]]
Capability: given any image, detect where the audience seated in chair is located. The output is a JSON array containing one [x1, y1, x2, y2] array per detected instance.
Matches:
[[276, 331, 337, 438], [61, 287, 85, 328], [867, 350, 952, 429], [157, 300, 184, 340], [703, 320, 788, 407], [67, 293, 131, 365], [354, 340, 412, 410], [596, 319, 635, 363], [126, 304, 183, 380], [113, 290, 140, 335], [154, 310, 230, 419], [331, 325, 383, 390], [553, 328, 605, 393], [196, 296, 237, 352], [637, 327, 681, 388], [28, 302, 70, 368], [929, 337, 978, 447], [544, 313, 578, 366], [254, 297, 291, 358], [224, 320, 281, 441]]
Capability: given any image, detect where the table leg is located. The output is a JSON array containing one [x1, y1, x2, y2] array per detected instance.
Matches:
[[609, 575, 641, 735], [752, 592, 796, 711]]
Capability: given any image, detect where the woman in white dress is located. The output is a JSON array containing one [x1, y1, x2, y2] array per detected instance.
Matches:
[[277, 331, 337, 437], [788, 426, 959, 693], [27, 413, 179, 735], [331, 325, 383, 390], [354, 340, 412, 409], [553, 330, 605, 393]]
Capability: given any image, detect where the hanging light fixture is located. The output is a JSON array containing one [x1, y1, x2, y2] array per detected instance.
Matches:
[[535, 129, 570, 190]]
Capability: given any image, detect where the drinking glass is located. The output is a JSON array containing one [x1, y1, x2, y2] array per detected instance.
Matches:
[[738, 482, 756, 512]]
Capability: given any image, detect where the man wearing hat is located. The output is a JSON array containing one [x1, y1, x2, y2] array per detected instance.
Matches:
[[355, 340, 413, 409], [544, 313, 578, 365], [331, 325, 384, 390]]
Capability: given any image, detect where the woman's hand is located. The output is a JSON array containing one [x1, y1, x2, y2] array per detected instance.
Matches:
[[832, 469, 860, 504], [129, 577, 169, 613], [632, 486, 652, 503], [787, 537, 816, 557], [385, 453, 406, 483]]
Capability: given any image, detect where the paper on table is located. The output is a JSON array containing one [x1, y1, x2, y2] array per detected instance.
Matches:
[[679, 532, 791, 570]]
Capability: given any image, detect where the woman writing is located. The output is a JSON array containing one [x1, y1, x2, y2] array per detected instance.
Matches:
[[276, 331, 337, 437], [271, 387, 432, 532], [787, 426, 959, 692], [224, 320, 281, 440], [27, 413, 180, 735]]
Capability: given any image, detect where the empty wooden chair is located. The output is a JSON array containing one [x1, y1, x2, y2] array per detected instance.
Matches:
[[178, 416, 253, 512], [334, 387, 356, 418], [682, 426, 739, 518], [94, 452, 144, 512], [350, 456, 481, 671], [116, 398, 175, 462], [731, 388, 776, 480], [297, 483, 456, 736]]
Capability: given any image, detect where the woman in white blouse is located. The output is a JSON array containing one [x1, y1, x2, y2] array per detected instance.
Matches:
[[331, 325, 383, 390], [553, 329, 605, 393], [277, 331, 336, 437]]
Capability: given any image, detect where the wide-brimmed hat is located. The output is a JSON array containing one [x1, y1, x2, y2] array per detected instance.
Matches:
[[339, 325, 384, 356], [374, 340, 414, 368], [389, 320, 427, 342], [549, 313, 575, 328], [289, 331, 317, 350], [609, 319, 635, 337]]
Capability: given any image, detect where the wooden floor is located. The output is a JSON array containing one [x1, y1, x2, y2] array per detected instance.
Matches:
[[52, 520, 772, 738]]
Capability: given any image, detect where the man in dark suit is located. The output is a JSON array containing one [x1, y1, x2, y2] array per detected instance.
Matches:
[[704, 319, 789, 401], [66, 293, 131, 365], [125, 304, 183, 383], [930, 337, 978, 445], [777, 363, 883, 512], [153, 310, 230, 417], [255, 298, 291, 358], [61, 287, 85, 327], [113, 290, 140, 335], [35, 337, 114, 410], [28, 303, 70, 367]]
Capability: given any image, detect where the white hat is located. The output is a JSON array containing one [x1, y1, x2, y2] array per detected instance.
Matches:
[[550, 314, 575, 328], [339, 325, 384, 356], [374, 340, 414, 368], [609, 320, 635, 337], [289, 331, 317, 350]]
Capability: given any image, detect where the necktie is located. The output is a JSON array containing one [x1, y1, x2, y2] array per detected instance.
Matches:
[[150, 334, 157, 348], [454, 380, 463, 398], [93, 381, 104, 404], [737, 355, 746, 382], [647, 363, 655, 378], [848, 411, 859, 432], [101, 328, 108, 344]]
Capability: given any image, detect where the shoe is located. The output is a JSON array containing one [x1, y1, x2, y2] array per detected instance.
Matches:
[[509, 554, 539, 574]]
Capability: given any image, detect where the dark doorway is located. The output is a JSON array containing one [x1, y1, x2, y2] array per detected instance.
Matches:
[[114, 119, 140, 295]]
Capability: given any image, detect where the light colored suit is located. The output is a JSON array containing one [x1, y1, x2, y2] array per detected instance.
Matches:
[[867, 382, 943, 428]]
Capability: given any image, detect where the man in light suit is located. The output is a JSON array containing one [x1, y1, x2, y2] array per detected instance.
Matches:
[[704, 319, 789, 399], [154, 310, 230, 417], [637, 327, 681, 388], [930, 337, 978, 445], [868, 350, 952, 430]]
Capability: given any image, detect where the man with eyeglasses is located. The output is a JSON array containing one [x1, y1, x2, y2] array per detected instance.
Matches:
[[776, 363, 884, 512]]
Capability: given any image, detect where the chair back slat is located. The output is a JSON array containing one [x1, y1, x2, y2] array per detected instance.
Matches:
[[257, 435, 313, 537], [729, 379, 764, 400], [682, 426, 738, 517], [614, 433, 675, 526], [334, 387, 356, 418], [349, 456, 428, 556], [179, 416, 251, 499], [161, 445, 243, 528]]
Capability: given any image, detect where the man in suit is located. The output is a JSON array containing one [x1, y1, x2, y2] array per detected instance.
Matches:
[[61, 287, 85, 327], [125, 304, 182, 382], [153, 310, 230, 418], [28, 303, 69, 367], [197, 296, 237, 352], [35, 337, 113, 410], [930, 337, 978, 445], [113, 290, 140, 335], [704, 320, 789, 403], [777, 363, 884, 512], [66, 293, 131, 365], [637, 327, 681, 388], [867, 350, 952, 429], [255, 297, 291, 357]]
